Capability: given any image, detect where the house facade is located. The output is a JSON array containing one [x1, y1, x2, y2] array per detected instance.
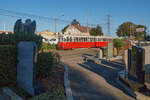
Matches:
[[63, 25, 91, 36]]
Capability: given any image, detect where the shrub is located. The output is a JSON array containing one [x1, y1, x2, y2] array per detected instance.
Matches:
[[37, 52, 60, 78], [41, 43, 57, 51], [113, 39, 126, 54], [0, 45, 17, 86], [0, 33, 42, 50], [29, 88, 66, 100]]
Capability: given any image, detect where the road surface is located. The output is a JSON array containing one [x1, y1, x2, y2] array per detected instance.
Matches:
[[58, 48, 135, 100]]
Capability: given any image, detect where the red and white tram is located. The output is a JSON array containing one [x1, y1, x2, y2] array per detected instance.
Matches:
[[58, 35, 114, 49]]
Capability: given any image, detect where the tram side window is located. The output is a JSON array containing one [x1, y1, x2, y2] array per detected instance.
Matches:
[[67, 37, 69, 42], [95, 38, 97, 42], [85, 37, 87, 42], [64, 38, 66, 42], [74, 37, 76, 42], [70, 37, 72, 42], [94, 38, 96, 42], [88, 38, 89, 42], [98, 38, 101, 41], [75, 37, 78, 42], [79, 37, 81, 42], [58, 38, 61, 42], [60, 38, 63, 42], [90, 38, 92, 42]]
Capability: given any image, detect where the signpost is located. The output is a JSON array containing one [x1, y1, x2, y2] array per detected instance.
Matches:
[[136, 28, 145, 32]]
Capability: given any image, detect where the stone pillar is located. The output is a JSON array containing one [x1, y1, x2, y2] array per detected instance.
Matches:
[[124, 50, 128, 79], [107, 43, 113, 59], [17, 42, 44, 96], [99, 48, 103, 59]]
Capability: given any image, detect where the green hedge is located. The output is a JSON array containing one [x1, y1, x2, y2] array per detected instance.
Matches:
[[0, 45, 17, 86], [37, 52, 60, 78], [41, 43, 57, 51], [29, 88, 66, 100], [0, 33, 42, 49]]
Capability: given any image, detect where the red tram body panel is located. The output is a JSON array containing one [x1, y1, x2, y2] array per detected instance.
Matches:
[[58, 41, 111, 49], [57, 35, 114, 49]]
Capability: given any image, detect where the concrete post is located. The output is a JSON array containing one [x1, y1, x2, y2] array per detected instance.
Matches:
[[124, 50, 128, 79], [99, 48, 103, 59]]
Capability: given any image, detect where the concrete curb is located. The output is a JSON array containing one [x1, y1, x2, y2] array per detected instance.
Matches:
[[61, 63, 74, 100], [1, 87, 24, 100]]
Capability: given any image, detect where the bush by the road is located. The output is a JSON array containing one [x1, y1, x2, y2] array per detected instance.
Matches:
[[0, 33, 42, 49], [37, 52, 60, 78], [113, 39, 126, 55], [0, 45, 17, 86], [41, 43, 57, 51]]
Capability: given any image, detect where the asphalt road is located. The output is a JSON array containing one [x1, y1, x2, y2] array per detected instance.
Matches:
[[58, 48, 135, 100]]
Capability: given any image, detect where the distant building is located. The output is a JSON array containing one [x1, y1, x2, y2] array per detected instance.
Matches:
[[37, 30, 59, 44], [63, 25, 92, 36], [0, 31, 13, 34]]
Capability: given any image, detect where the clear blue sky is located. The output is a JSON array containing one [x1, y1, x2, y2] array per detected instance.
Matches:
[[0, 0, 150, 36]]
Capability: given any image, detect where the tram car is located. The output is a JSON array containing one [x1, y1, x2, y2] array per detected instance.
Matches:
[[58, 35, 114, 49]]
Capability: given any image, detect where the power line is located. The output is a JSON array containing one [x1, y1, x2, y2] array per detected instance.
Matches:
[[0, 8, 104, 27]]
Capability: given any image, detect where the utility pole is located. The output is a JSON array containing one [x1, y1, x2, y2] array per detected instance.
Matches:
[[54, 14, 64, 33], [54, 18, 57, 33], [3, 23, 5, 31], [107, 14, 110, 36], [86, 11, 89, 33]]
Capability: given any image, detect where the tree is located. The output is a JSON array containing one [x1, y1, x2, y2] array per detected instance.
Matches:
[[146, 35, 150, 41], [90, 25, 103, 36], [71, 19, 80, 26], [116, 22, 136, 37]]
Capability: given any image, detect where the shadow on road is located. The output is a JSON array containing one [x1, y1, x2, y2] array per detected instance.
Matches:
[[77, 61, 134, 98]]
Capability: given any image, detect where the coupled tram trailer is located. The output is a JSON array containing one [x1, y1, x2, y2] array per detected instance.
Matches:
[[58, 35, 114, 49]]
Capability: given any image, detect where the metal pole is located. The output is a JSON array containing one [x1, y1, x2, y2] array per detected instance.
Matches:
[[54, 18, 57, 33], [4, 23, 5, 31], [86, 11, 89, 33], [107, 14, 110, 36]]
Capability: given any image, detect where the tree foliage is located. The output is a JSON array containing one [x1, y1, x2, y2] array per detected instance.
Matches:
[[71, 19, 80, 26], [146, 35, 150, 41], [116, 22, 136, 37], [90, 25, 103, 36], [116, 22, 147, 40]]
